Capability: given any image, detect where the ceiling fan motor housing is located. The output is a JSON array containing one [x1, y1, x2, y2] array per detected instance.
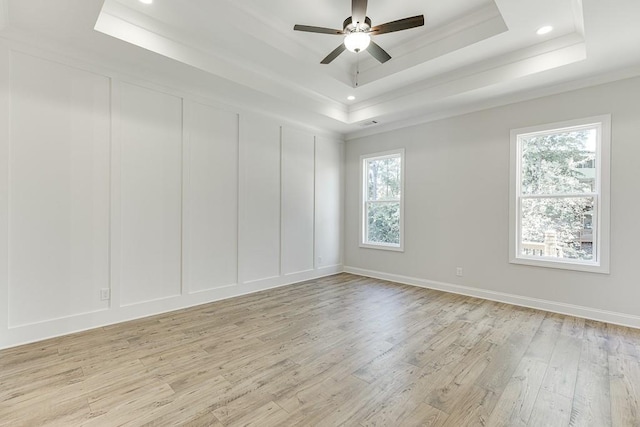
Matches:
[[343, 16, 372, 33]]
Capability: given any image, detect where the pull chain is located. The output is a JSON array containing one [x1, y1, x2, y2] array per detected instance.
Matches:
[[355, 54, 360, 88]]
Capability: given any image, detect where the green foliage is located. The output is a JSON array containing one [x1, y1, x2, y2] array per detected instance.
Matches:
[[521, 130, 594, 195], [522, 198, 593, 259], [365, 156, 401, 245], [367, 157, 401, 201], [367, 202, 400, 244]]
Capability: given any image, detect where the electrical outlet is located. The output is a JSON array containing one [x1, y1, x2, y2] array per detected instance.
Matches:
[[456, 267, 463, 277], [100, 288, 110, 301]]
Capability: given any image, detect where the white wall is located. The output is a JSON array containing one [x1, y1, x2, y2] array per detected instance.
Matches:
[[0, 46, 344, 349], [344, 76, 640, 327]]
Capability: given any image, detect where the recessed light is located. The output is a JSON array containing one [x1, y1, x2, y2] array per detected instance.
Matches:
[[139, 0, 153, 4], [536, 25, 553, 35], [347, 95, 356, 101]]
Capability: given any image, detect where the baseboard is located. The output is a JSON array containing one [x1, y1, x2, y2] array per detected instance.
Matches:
[[344, 266, 640, 329]]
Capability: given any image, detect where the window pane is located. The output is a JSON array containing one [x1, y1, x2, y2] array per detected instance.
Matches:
[[521, 128, 596, 195], [366, 202, 400, 245], [521, 197, 594, 261], [367, 156, 401, 201]]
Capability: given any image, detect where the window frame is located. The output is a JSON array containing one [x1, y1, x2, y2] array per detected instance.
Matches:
[[360, 148, 405, 252], [509, 115, 611, 273]]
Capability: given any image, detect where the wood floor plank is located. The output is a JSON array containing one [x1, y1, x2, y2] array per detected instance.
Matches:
[[277, 374, 377, 424], [525, 313, 563, 363], [561, 316, 586, 339], [474, 333, 533, 394], [485, 356, 548, 427], [140, 412, 223, 427], [406, 320, 470, 368], [540, 335, 582, 399], [424, 340, 496, 415], [439, 385, 499, 426], [569, 320, 612, 426], [607, 323, 640, 358], [130, 377, 228, 426], [352, 325, 444, 384], [0, 273, 638, 426], [398, 402, 449, 427], [354, 359, 455, 425], [0, 365, 84, 402], [609, 353, 640, 427], [0, 344, 62, 379], [269, 337, 394, 408], [570, 358, 611, 426], [0, 395, 92, 427], [528, 390, 573, 427], [225, 401, 289, 427], [83, 383, 176, 426], [359, 381, 437, 426], [1, 358, 145, 410]]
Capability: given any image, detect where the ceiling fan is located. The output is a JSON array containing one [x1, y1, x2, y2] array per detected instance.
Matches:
[[293, 0, 424, 64]]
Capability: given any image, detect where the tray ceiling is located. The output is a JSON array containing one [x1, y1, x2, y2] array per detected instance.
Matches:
[[2, 0, 640, 137]]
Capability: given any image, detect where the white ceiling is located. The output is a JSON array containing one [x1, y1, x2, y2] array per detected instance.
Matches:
[[2, 0, 640, 138]]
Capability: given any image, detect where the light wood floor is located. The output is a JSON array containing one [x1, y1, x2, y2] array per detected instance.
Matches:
[[1, 273, 639, 426]]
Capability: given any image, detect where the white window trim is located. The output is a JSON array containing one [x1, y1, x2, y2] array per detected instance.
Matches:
[[509, 115, 611, 274], [360, 148, 405, 252]]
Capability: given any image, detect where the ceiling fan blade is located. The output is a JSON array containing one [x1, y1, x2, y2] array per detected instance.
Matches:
[[352, 0, 368, 25], [367, 40, 391, 63], [294, 25, 344, 35], [370, 15, 424, 35], [321, 44, 347, 64]]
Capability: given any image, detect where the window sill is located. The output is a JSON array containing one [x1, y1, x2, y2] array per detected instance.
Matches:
[[510, 256, 609, 274], [360, 243, 404, 252]]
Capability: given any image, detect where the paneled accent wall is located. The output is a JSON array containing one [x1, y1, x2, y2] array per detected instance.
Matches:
[[0, 47, 344, 349]]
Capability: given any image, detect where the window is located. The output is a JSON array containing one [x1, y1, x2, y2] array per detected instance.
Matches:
[[510, 115, 610, 273], [360, 149, 405, 251]]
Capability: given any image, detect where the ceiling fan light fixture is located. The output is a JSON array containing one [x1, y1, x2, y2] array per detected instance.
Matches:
[[344, 31, 371, 53]]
